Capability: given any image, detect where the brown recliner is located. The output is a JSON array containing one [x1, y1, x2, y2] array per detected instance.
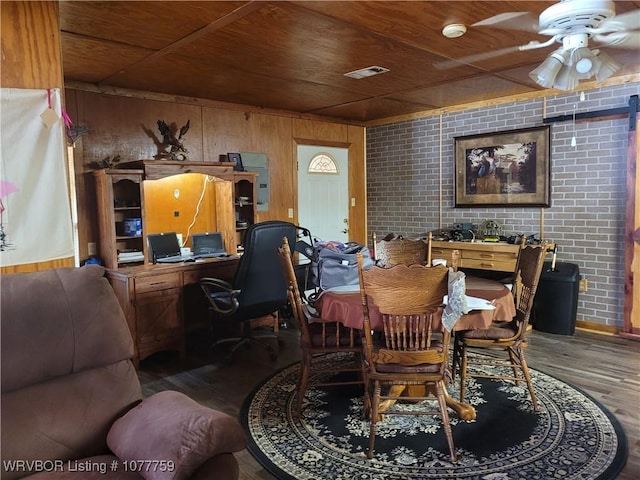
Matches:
[[1, 265, 246, 480]]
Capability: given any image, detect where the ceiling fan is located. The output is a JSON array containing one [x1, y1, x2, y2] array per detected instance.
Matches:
[[435, 0, 640, 90]]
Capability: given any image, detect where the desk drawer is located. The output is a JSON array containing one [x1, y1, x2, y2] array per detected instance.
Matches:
[[182, 262, 237, 286], [135, 273, 181, 293]]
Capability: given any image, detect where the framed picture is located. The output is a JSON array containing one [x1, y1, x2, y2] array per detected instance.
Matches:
[[227, 152, 244, 171], [454, 126, 551, 207]]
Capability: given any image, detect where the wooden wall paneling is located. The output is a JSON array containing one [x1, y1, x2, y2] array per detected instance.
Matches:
[[347, 124, 367, 245], [0, 1, 62, 89], [68, 89, 368, 262], [214, 181, 236, 254], [247, 113, 293, 223], [202, 107, 254, 159], [75, 91, 204, 166], [201, 107, 295, 222], [0, 1, 74, 274], [292, 118, 349, 144]]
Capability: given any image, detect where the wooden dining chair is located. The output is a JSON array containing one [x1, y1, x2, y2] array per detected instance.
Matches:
[[277, 237, 363, 416], [454, 244, 547, 411], [372, 232, 430, 267], [357, 254, 457, 462]]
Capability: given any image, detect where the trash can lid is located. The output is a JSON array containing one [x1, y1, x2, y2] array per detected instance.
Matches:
[[541, 261, 580, 281]]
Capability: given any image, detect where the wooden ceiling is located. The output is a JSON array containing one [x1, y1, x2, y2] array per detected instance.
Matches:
[[59, 1, 640, 124]]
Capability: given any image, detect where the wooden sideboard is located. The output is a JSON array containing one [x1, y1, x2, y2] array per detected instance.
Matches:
[[105, 257, 239, 367], [431, 240, 538, 272]]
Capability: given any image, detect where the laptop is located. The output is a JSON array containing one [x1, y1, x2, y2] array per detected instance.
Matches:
[[147, 232, 193, 263], [192, 232, 230, 259]]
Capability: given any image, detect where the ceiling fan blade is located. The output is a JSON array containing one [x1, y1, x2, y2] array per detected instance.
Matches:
[[594, 31, 640, 49], [433, 45, 524, 70], [597, 9, 640, 33], [472, 11, 540, 32]]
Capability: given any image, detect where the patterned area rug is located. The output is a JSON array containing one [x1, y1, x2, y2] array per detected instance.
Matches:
[[240, 353, 627, 480]]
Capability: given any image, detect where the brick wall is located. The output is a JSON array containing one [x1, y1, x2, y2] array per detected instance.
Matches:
[[366, 82, 639, 329]]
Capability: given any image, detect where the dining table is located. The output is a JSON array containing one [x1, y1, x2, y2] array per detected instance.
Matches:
[[313, 275, 517, 421]]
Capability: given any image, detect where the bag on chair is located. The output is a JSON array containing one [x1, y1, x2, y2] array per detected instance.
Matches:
[[309, 241, 374, 292]]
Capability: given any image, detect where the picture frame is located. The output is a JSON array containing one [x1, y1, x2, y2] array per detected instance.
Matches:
[[454, 125, 551, 207], [227, 152, 244, 171]]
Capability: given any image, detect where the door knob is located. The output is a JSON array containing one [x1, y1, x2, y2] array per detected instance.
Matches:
[[341, 228, 348, 234]]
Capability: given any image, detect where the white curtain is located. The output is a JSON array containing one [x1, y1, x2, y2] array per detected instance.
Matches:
[[0, 88, 74, 266]]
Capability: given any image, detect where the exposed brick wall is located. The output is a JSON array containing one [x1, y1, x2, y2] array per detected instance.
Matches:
[[366, 82, 638, 329]]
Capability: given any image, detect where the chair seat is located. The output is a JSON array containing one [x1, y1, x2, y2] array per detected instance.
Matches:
[[460, 320, 518, 340], [210, 292, 234, 309], [308, 321, 362, 347]]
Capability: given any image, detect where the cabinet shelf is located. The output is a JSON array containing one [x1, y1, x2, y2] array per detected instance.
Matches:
[[114, 206, 141, 211], [233, 172, 258, 248], [116, 235, 143, 240], [94, 169, 146, 269]]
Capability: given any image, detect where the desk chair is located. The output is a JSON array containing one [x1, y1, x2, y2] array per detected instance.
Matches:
[[357, 254, 457, 462], [277, 237, 363, 416], [453, 245, 546, 411], [200, 221, 297, 363]]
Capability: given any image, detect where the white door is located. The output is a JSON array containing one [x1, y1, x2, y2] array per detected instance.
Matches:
[[297, 145, 349, 244]]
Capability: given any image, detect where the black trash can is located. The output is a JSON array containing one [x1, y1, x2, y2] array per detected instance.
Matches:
[[532, 261, 580, 335]]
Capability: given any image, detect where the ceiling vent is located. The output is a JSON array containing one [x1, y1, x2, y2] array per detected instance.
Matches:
[[343, 66, 390, 79]]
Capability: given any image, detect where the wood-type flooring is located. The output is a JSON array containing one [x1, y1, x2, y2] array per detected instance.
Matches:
[[139, 325, 639, 480]]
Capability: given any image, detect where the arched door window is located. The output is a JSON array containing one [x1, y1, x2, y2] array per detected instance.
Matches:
[[308, 153, 338, 174]]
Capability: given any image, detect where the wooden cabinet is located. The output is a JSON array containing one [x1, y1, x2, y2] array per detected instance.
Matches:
[[134, 272, 183, 363], [95, 162, 255, 264], [233, 171, 258, 251], [431, 241, 521, 272], [106, 259, 239, 366], [94, 169, 146, 269]]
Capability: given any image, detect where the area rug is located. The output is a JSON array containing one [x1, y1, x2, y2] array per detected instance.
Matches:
[[240, 353, 627, 480]]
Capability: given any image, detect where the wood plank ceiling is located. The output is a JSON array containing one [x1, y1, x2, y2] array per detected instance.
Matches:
[[59, 1, 640, 123]]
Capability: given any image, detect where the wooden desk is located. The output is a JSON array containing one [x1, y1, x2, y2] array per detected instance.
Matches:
[[106, 257, 239, 367]]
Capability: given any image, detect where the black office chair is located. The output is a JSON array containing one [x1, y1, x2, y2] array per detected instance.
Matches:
[[200, 221, 297, 362]]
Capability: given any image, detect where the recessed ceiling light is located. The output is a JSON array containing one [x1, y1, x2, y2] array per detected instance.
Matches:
[[442, 24, 467, 38], [344, 66, 390, 79]]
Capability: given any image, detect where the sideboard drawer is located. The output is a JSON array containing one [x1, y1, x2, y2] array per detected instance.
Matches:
[[135, 273, 181, 293], [464, 249, 518, 262], [461, 257, 516, 271], [431, 247, 456, 259]]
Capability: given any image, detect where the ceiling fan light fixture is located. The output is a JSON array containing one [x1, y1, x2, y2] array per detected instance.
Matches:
[[594, 50, 621, 82], [442, 24, 467, 38], [569, 46, 599, 77], [553, 65, 579, 90], [575, 56, 593, 73], [529, 50, 564, 88]]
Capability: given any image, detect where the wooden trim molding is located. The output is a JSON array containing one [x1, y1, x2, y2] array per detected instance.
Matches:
[[366, 73, 640, 127], [575, 320, 619, 335]]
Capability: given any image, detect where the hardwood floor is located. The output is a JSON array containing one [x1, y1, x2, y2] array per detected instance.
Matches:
[[139, 325, 640, 479]]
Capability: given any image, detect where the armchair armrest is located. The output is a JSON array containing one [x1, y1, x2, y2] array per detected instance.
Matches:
[[200, 277, 241, 316], [107, 391, 246, 480]]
